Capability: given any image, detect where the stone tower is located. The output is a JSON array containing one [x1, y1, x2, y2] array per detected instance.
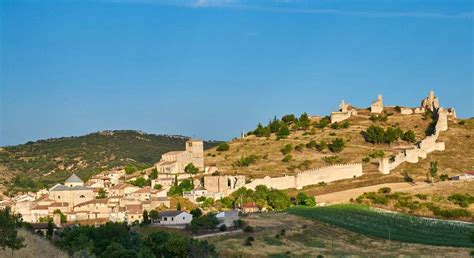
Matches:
[[186, 139, 204, 170]]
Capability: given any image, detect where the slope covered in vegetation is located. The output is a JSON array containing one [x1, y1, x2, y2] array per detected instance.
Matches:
[[0, 130, 219, 192]]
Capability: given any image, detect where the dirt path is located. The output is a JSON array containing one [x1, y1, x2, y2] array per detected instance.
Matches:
[[316, 180, 474, 204], [316, 181, 430, 204], [193, 229, 242, 239]]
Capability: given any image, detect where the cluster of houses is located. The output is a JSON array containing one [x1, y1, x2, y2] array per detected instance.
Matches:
[[0, 139, 254, 229]]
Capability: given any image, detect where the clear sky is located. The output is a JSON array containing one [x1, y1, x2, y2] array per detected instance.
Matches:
[[1, 0, 473, 146]]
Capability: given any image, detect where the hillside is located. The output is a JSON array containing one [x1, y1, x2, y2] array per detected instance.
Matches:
[[204, 109, 473, 190], [0, 130, 219, 193]]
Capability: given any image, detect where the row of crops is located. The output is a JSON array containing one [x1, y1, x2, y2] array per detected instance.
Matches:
[[288, 204, 474, 247]]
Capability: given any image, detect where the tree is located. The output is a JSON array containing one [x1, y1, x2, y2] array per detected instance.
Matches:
[[277, 124, 290, 139], [149, 210, 159, 223], [153, 184, 162, 190], [190, 208, 202, 218], [281, 114, 297, 124], [216, 142, 230, 152], [280, 144, 292, 155], [363, 125, 386, 144], [46, 218, 54, 240], [124, 166, 137, 175], [402, 130, 416, 143], [0, 207, 25, 255], [184, 163, 199, 175], [328, 138, 345, 153], [268, 116, 282, 133], [53, 209, 67, 223], [296, 192, 316, 206], [142, 210, 150, 224], [297, 112, 310, 130], [97, 188, 107, 199], [149, 168, 158, 180], [176, 202, 182, 211], [429, 161, 438, 185]]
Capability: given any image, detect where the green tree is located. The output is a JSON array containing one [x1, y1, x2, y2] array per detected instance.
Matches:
[[176, 202, 182, 211], [142, 210, 150, 224], [277, 124, 290, 139], [190, 208, 203, 218], [429, 161, 438, 185], [149, 210, 159, 223], [0, 207, 25, 255], [216, 142, 230, 151], [402, 130, 416, 143], [46, 218, 54, 240], [297, 113, 310, 130], [97, 188, 107, 199], [184, 163, 199, 174], [268, 116, 282, 133], [124, 166, 137, 175], [149, 168, 158, 180], [281, 114, 297, 124], [328, 138, 345, 153], [296, 192, 316, 206], [280, 144, 292, 155], [363, 125, 386, 144]]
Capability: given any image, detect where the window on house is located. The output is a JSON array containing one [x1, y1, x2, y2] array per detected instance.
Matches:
[[171, 217, 174, 221], [164, 217, 167, 221]]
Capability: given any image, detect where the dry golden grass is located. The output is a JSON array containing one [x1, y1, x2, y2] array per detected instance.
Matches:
[[205, 112, 473, 198], [392, 118, 474, 180], [207, 212, 471, 257]]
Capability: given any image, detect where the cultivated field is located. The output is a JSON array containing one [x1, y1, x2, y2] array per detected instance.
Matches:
[[207, 211, 472, 257], [288, 204, 474, 247]]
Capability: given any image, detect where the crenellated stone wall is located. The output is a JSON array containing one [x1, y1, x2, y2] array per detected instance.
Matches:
[[243, 163, 363, 190], [378, 95, 449, 174]]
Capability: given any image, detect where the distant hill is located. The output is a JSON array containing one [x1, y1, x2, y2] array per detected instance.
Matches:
[[0, 130, 219, 192]]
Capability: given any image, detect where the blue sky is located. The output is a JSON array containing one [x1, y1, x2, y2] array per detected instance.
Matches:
[[1, 0, 473, 146]]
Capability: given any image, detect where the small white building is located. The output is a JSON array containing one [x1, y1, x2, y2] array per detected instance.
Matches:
[[216, 210, 239, 227], [157, 210, 193, 225]]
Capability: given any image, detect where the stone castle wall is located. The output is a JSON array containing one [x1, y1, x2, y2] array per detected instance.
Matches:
[[243, 163, 363, 190], [378, 107, 448, 174]]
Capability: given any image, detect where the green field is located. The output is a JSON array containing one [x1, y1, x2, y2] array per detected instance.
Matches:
[[288, 204, 474, 248]]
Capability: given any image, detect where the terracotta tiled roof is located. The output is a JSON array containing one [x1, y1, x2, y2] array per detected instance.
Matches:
[[465, 171, 474, 175], [50, 202, 69, 207], [74, 199, 108, 208], [133, 187, 151, 194], [242, 202, 258, 208]]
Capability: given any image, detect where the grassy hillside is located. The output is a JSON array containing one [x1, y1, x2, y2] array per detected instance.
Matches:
[[204, 110, 473, 188], [0, 130, 219, 193]]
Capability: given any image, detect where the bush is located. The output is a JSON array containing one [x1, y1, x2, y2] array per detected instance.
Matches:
[[368, 150, 385, 158], [439, 174, 450, 181], [322, 155, 342, 165], [362, 157, 370, 163], [447, 194, 474, 208], [234, 155, 259, 167], [277, 124, 290, 139], [294, 144, 304, 152], [315, 141, 327, 152], [216, 143, 230, 151], [243, 225, 254, 233], [369, 114, 388, 123], [328, 138, 345, 153], [306, 140, 317, 149], [244, 236, 254, 246], [402, 130, 416, 143], [378, 187, 391, 194], [219, 224, 227, 232], [280, 144, 292, 155], [282, 154, 292, 163]]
